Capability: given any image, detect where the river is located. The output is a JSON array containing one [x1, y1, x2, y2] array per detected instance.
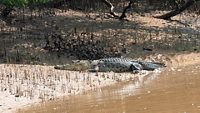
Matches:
[[18, 64, 200, 113]]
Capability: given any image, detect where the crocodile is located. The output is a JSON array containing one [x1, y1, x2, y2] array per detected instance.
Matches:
[[54, 58, 166, 72]]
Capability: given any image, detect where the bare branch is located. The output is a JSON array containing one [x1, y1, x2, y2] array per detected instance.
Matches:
[[101, 0, 133, 20], [154, 0, 198, 20], [101, 0, 119, 18], [119, 0, 133, 20]]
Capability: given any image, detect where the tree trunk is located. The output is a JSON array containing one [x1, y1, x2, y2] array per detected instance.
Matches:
[[119, 0, 133, 20], [154, 0, 199, 20]]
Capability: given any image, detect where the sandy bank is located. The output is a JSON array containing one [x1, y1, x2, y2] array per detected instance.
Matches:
[[1, 52, 200, 113], [0, 64, 154, 113]]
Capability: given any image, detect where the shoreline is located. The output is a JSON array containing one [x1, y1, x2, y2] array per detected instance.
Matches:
[[0, 64, 154, 113], [1, 52, 200, 113]]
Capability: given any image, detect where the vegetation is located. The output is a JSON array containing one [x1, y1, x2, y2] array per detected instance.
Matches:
[[0, 0, 52, 7], [0, 1, 199, 113], [0, 0, 199, 17], [0, 0, 199, 63]]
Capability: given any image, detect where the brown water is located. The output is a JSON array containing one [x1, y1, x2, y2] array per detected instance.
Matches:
[[19, 64, 200, 113]]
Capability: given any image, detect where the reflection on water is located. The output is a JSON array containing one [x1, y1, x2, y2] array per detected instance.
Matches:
[[19, 65, 200, 113]]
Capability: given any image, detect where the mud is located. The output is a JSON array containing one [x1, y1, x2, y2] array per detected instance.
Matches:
[[18, 55, 200, 113]]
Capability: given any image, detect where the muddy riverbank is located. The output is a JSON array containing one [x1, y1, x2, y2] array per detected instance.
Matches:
[[0, 61, 156, 113], [17, 52, 200, 113]]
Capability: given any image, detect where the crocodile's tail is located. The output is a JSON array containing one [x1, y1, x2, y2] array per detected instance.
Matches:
[[54, 63, 89, 71], [54, 64, 71, 70]]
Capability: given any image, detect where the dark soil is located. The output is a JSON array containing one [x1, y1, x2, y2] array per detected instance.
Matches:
[[0, 7, 199, 65]]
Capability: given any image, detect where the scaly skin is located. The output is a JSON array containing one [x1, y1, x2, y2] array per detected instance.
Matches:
[[54, 58, 166, 72]]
